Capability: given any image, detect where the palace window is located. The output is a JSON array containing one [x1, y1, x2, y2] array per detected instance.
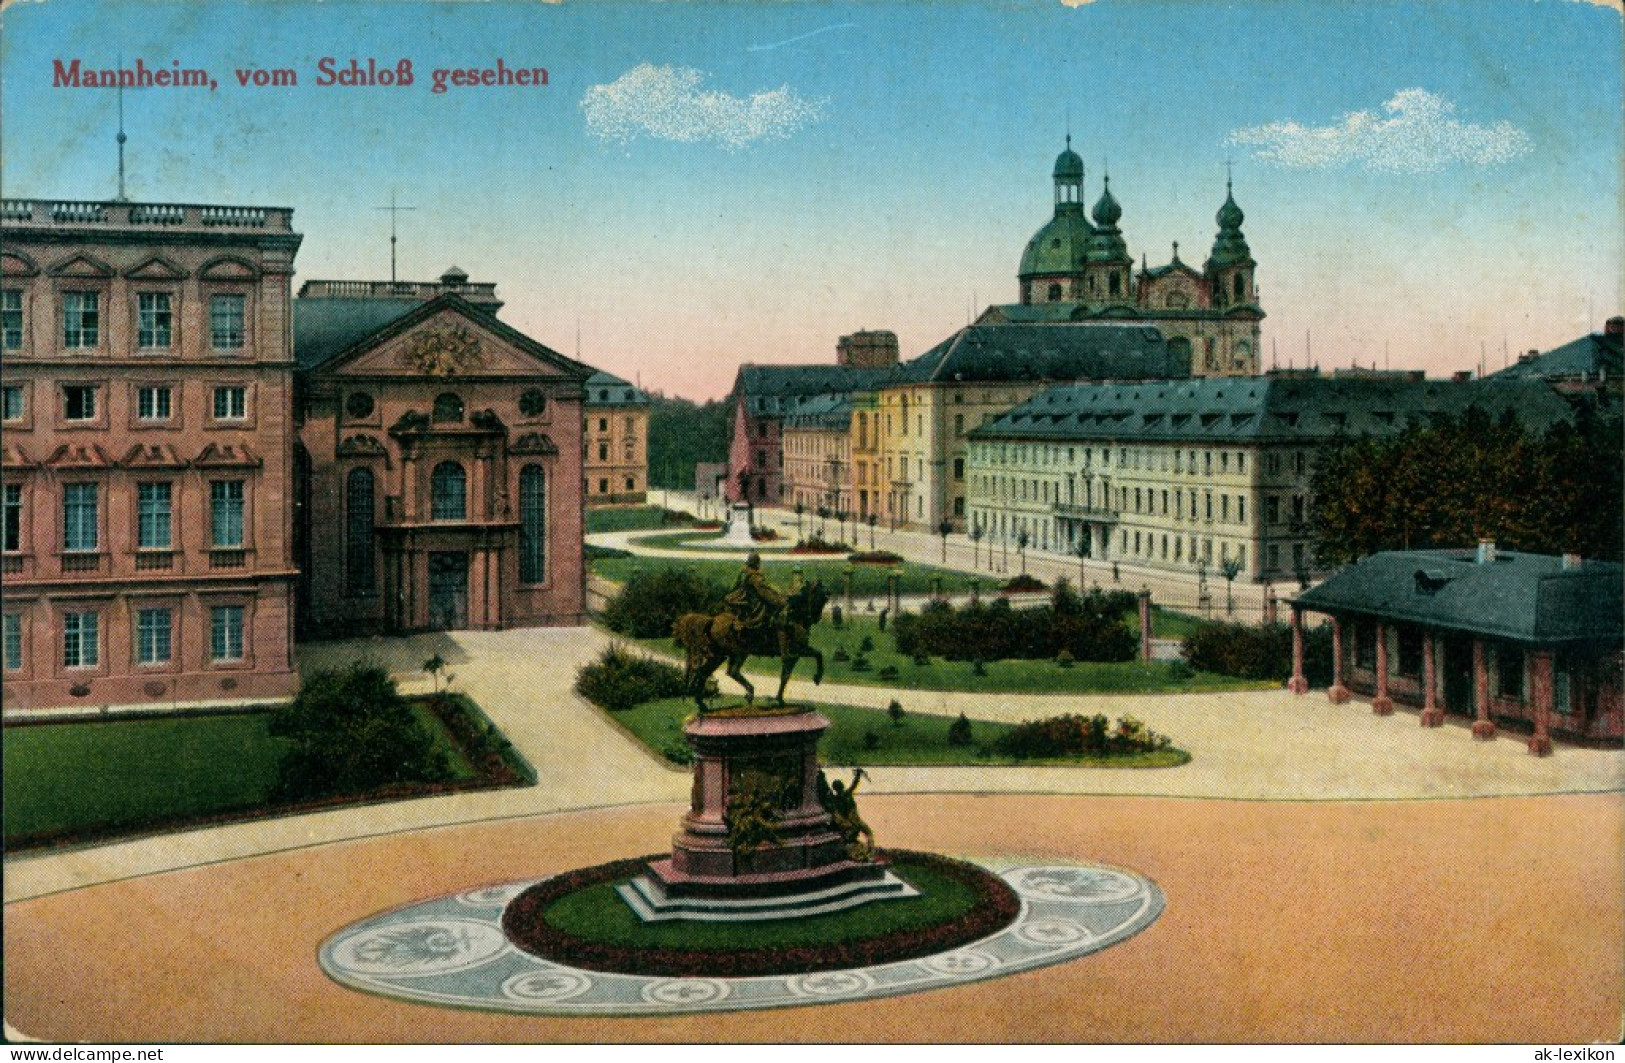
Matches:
[[431, 462, 467, 521], [345, 392, 374, 419], [63, 385, 97, 421], [211, 294, 246, 349], [433, 393, 464, 423], [519, 388, 546, 416], [137, 483, 172, 550], [2, 613, 21, 671], [2, 484, 21, 552], [137, 293, 173, 348], [2, 289, 21, 349], [213, 386, 247, 420], [210, 481, 245, 548], [210, 605, 245, 661], [2, 385, 22, 421], [62, 292, 99, 348], [136, 608, 172, 665], [63, 483, 98, 551], [63, 610, 99, 668], [520, 465, 546, 583], [345, 468, 376, 595], [137, 386, 172, 421]]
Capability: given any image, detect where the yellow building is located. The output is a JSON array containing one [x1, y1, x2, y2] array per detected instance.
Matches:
[[583, 370, 648, 505]]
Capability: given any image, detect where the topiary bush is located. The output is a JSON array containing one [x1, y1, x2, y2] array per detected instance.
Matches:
[[891, 580, 1134, 664], [991, 713, 1171, 760], [601, 567, 724, 639], [947, 713, 974, 746], [575, 643, 687, 711], [270, 661, 453, 801]]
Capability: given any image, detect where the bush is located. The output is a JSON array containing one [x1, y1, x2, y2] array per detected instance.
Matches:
[[601, 567, 724, 639], [832, 646, 851, 663], [849, 653, 872, 673], [860, 635, 875, 652], [270, 662, 453, 801], [849, 550, 904, 565], [991, 713, 1171, 760], [1002, 573, 1047, 593], [793, 535, 849, 553], [1056, 649, 1075, 669], [891, 580, 1135, 664], [887, 700, 905, 726], [876, 664, 899, 680], [1182, 621, 1333, 685], [575, 643, 687, 711], [863, 730, 882, 750], [830, 605, 844, 629], [947, 713, 974, 746]]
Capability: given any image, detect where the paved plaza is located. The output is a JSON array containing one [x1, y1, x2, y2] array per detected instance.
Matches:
[[4, 520, 1623, 1042]]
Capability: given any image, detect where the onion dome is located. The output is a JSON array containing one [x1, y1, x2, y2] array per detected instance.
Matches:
[[1207, 179, 1253, 269], [1091, 175, 1122, 227], [1053, 136, 1085, 183]]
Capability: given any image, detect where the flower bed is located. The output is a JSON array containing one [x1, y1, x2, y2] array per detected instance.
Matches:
[[848, 550, 904, 565], [1001, 573, 1047, 593], [501, 849, 1020, 978]]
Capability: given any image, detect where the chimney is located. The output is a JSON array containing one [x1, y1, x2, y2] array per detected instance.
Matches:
[[1606, 316, 1623, 338], [1562, 553, 1583, 571], [1476, 539, 1497, 564]]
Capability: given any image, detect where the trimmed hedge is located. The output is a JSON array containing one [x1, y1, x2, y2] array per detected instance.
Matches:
[[892, 580, 1137, 663], [575, 643, 687, 711], [1182, 620, 1334, 686], [992, 713, 1172, 760]]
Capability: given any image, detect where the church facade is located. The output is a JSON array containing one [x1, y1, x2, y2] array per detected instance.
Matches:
[[980, 140, 1265, 377], [293, 273, 591, 638]]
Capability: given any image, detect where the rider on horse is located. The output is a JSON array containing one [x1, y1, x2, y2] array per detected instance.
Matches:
[[720, 552, 786, 638]]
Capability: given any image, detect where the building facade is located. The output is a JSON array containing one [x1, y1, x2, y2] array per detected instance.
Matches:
[[965, 375, 1578, 584], [979, 141, 1265, 377], [293, 275, 591, 637], [2, 198, 302, 710], [781, 394, 854, 518], [583, 370, 650, 505], [1292, 545, 1623, 749]]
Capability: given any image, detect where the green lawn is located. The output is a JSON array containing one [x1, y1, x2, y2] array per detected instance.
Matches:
[[591, 556, 987, 598], [625, 528, 727, 550], [543, 855, 983, 951], [586, 505, 690, 534], [607, 697, 1190, 768], [623, 613, 1272, 696], [3, 702, 484, 848]]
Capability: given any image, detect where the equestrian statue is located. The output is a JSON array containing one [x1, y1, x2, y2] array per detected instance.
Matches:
[[672, 553, 827, 710]]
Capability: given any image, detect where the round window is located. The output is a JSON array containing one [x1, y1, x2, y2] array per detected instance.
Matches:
[[519, 388, 546, 416], [346, 392, 375, 418]]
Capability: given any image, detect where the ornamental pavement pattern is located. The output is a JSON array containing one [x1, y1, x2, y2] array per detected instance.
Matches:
[[318, 860, 1162, 1016]]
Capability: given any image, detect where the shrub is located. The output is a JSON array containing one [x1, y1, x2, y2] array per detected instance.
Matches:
[[849, 653, 872, 673], [1056, 648, 1075, 668], [860, 635, 875, 652], [863, 730, 882, 750], [1002, 573, 1047, 594], [575, 643, 686, 711], [270, 662, 453, 801], [848, 550, 904, 565], [876, 664, 899, 680], [601, 567, 724, 639], [793, 535, 849, 553], [991, 713, 1172, 760], [830, 605, 845, 629], [891, 580, 1134, 664], [1182, 621, 1331, 685], [887, 700, 905, 726], [912, 652, 931, 667], [750, 526, 779, 541], [947, 713, 974, 746]]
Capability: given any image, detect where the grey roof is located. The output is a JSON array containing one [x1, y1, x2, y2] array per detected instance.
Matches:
[[734, 364, 897, 417], [1295, 549, 1623, 645], [894, 323, 1185, 384], [782, 392, 854, 431], [1489, 331, 1622, 381], [294, 297, 421, 369], [970, 376, 1576, 444], [585, 370, 650, 407]]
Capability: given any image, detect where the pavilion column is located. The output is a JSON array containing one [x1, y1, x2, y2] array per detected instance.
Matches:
[[1138, 588, 1153, 663], [1420, 633, 1444, 727], [1327, 616, 1351, 704], [1471, 638, 1496, 740], [1287, 607, 1309, 694], [1527, 650, 1554, 756], [1372, 622, 1394, 715]]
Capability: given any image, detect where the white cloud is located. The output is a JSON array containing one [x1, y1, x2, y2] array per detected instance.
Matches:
[[1228, 88, 1532, 174], [581, 64, 825, 150]]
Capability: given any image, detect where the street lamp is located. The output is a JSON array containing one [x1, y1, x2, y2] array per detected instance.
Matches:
[[867, 513, 878, 551], [970, 520, 984, 570], [938, 518, 952, 563], [1221, 557, 1243, 616], [1016, 530, 1030, 577]]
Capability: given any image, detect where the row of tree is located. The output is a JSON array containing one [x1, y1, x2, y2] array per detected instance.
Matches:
[[1312, 405, 1623, 565], [646, 394, 731, 490]]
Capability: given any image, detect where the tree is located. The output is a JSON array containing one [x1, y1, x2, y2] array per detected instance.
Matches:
[[646, 395, 731, 490], [938, 518, 953, 563], [1220, 557, 1243, 616], [867, 512, 879, 550], [270, 662, 453, 800], [1016, 530, 1030, 576], [970, 521, 985, 569], [794, 501, 805, 537]]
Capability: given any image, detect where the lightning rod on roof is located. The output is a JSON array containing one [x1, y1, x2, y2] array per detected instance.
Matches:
[[115, 52, 129, 202], [375, 190, 416, 285]]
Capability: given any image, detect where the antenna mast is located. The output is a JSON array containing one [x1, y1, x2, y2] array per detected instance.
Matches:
[[375, 191, 416, 285], [115, 54, 129, 202]]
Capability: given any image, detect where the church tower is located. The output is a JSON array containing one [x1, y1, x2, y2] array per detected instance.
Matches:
[[1017, 138, 1093, 305], [1205, 177, 1257, 311], [1083, 173, 1133, 307]]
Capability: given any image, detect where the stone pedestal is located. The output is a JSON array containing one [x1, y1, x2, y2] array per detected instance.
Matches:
[[622, 708, 906, 921], [720, 503, 756, 548]]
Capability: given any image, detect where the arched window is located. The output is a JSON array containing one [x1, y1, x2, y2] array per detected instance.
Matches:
[[1047, 282, 1063, 301], [1233, 273, 1245, 301], [519, 465, 546, 583], [345, 468, 376, 595], [1109, 272, 1121, 296], [431, 461, 466, 520], [433, 393, 464, 423]]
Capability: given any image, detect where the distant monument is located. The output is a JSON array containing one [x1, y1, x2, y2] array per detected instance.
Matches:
[[720, 502, 756, 548]]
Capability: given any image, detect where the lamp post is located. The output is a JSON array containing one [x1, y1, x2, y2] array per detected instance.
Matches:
[[836, 508, 849, 548], [1017, 530, 1030, 577], [970, 520, 984, 570], [938, 518, 952, 563], [794, 501, 804, 538], [867, 513, 878, 551], [1221, 557, 1243, 617]]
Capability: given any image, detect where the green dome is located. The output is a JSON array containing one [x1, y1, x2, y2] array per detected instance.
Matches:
[[1207, 182, 1253, 268], [1216, 189, 1245, 229], [1091, 175, 1122, 227], [1019, 208, 1092, 278], [1053, 141, 1085, 183]]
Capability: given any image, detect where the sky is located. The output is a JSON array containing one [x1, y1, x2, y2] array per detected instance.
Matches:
[[1, 0, 1620, 400]]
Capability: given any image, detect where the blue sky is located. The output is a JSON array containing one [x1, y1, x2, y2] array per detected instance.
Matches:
[[2, 0, 1619, 398]]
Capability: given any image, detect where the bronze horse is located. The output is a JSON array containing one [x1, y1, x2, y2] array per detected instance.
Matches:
[[673, 581, 828, 710]]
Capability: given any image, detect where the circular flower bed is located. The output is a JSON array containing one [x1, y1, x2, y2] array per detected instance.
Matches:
[[502, 849, 1020, 978]]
